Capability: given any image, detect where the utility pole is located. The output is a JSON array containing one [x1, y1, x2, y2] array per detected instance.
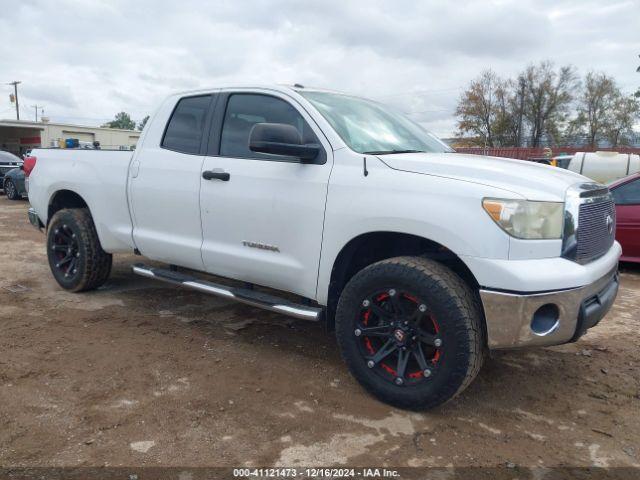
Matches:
[[31, 104, 43, 122], [6, 80, 21, 120]]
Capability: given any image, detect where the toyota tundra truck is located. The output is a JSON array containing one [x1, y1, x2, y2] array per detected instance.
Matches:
[[25, 85, 621, 409]]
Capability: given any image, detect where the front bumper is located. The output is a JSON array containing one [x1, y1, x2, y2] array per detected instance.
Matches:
[[480, 267, 618, 349]]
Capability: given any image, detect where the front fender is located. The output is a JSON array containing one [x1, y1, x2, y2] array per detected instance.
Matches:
[[315, 154, 512, 304]]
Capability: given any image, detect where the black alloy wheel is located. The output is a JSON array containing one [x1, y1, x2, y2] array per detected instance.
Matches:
[[335, 256, 485, 410], [50, 223, 81, 280], [356, 289, 442, 386]]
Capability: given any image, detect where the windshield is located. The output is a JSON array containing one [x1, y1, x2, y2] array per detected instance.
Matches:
[[300, 91, 453, 154]]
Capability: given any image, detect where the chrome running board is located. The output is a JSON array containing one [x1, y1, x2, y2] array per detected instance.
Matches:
[[131, 263, 323, 321]]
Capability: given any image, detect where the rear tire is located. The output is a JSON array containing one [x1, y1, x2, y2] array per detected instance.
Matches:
[[335, 256, 484, 410], [47, 208, 112, 292], [4, 179, 19, 200]]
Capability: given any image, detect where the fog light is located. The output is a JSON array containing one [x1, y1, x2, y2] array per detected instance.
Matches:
[[531, 304, 560, 336]]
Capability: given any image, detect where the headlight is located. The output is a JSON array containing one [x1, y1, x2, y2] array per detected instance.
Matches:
[[482, 198, 564, 239]]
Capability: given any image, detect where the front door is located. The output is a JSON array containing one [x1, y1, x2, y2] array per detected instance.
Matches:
[[199, 91, 333, 299]]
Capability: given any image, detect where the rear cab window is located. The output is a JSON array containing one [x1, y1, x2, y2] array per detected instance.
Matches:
[[161, 95, 212, 154]]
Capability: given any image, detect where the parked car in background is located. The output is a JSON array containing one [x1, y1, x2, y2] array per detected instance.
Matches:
[[564, 151, 640, 184], [0, 150, 23, 195], [3, 166, 27, 200], [609, 173, 640, 263]]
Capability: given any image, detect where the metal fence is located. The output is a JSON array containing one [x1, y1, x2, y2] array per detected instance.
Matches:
[[455, 146, 640, 160]]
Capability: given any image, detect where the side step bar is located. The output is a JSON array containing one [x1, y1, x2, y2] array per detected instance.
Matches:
[[132, 263, 323, 321]]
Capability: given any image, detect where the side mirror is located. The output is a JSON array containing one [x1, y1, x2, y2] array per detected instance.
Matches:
[[249, 123, 319, 162]]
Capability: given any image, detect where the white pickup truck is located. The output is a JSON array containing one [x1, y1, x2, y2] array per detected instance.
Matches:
[[26, 85, 621, 409]]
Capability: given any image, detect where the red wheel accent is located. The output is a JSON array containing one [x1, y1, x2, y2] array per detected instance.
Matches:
[[356, 289, 442, 385]]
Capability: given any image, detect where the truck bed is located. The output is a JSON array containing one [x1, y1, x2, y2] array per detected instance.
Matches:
[[27, 148, 136, 253]]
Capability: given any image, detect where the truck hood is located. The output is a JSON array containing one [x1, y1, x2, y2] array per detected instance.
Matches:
[[377, 152, 588, 202]]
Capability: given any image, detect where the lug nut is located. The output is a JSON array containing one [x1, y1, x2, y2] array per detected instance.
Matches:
[[395, 377, 404, 385], [354, 329, 362, 337], [434, 338, 443, 347], [367, 360, 375, 368], [423, 369, 432, 377], [362, 299, 370, 307], [419, 304, 427, 312], [388, 289, 396, 296]]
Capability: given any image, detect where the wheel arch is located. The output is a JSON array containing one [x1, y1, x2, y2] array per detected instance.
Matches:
[[325, 231, 481, 330], [47, 189, 90, 226]]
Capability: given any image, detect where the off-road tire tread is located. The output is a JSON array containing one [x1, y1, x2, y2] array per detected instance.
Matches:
[[47, 208, 112, 292], [335, 256, 485, 410]]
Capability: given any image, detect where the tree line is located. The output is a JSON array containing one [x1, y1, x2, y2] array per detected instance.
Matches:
[[455, 61, 640, 148], [102, 112, 149, 131]]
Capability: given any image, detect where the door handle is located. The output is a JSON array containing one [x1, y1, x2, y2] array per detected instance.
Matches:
[[202, 170, 230, 181]]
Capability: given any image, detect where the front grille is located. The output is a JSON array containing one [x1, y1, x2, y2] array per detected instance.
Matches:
[[576, 199, 615, 263]]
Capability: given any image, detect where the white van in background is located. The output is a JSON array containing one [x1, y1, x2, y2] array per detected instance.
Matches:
[[565, 151, 640, 184]]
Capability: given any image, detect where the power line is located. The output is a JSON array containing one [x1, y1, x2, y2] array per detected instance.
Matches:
[[404, 108, 452, 115], [376, 86, 464, 100]]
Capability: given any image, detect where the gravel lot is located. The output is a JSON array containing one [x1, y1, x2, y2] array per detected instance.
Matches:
[[0, 196, 639, 469]]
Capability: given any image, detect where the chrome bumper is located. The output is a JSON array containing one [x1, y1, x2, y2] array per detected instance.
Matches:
[[480, 268, 618, 349], [28, 207, 43, 231]]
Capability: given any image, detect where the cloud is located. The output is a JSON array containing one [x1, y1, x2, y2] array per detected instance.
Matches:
[[0, 0, 638, 135]]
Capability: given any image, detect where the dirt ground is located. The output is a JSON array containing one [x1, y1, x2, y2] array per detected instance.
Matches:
[[0, 196, 639, 470]]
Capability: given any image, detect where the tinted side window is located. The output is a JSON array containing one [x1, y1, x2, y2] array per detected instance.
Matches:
[[220, 94, 318, 160], [162, 95, 211, 154], [612, 179, 640, 205]]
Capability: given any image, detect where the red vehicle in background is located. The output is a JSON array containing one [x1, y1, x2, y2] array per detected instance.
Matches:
[[609, 173, 640, 263]]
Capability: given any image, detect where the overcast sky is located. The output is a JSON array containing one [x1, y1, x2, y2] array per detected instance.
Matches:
[[1, 0, 638, 136]]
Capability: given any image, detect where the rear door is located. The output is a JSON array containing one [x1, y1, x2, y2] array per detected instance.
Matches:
[[611, 177, 640, 261], [199, 90, 333, 299], [129, 93, 217, 270]]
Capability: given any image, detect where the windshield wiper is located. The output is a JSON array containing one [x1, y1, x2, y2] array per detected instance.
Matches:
[[362, 149, 425, 155]]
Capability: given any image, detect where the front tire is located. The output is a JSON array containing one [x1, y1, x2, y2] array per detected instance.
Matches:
[[335, 256, 484, 410], [47, 208, 112, 292], [4, 179, 19, 200]]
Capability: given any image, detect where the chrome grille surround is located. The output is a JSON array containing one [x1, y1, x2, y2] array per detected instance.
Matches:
[[562, 182, 616, 264]]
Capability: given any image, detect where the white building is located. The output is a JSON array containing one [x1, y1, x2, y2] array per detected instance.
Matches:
[[0, 119, 140, 156]]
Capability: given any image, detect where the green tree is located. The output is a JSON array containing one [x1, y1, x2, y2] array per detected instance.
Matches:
[[573, 71, 618, 147], [137, 115, 150, 131], [492, 78, 522, 147], [102, 112, 136, 130], [636, 54, 640, 98], [606, 94, 640, 147], [455, 70, 503, 147], [521, 61, 578, 147]]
